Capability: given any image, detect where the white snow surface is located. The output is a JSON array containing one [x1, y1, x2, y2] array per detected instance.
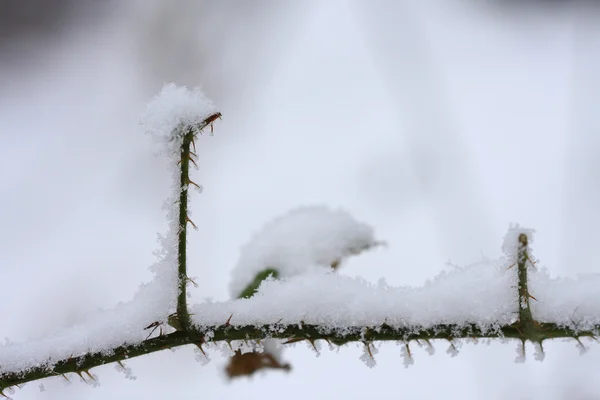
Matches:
[[229, 205, 379, 297], [140, 83, 218, 147], [200, 261, 518, 332], [2, 227, 600, 375], [194, 260, 600, 335]]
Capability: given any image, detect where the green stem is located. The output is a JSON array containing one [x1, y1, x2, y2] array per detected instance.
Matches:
[[238, 268, 279, 299], [1, 322, 597, 391], [516, 233, 537, 339], [176, 130, 194, 331]]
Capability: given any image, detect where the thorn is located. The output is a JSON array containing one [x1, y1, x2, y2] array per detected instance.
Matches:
[[191, 137, 197, 154], [195, 342, 207, 356], [405, 343, 412, 358], [224, 314, 233, 327], [187, 179, 202, 190], [186, 216, 197, 229], [308, 339, 318, 352], [447, 340, 457, 351], [226, 340, 234, 351], [144, 323, 160, 340], [283, 338, 305, 345], [528, 292, 538, 302], [144, 321, 160, 330], [189, 150, 198, 158], [189, 157, 198, 169], [61, 374, 70, 382], [365, 342, 374, 358], [83, 370, 96, 381], [202, 112, 222, 128], [323, 337, 333, 346], [117, 361, 126, 369], [506, 263, 515, 270], [187, 276, 198, 287]]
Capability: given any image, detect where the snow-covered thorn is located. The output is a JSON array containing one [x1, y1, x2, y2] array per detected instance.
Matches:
[[186, 276, 198, 287], [186, 216, 197, 229], [447, 340, 457, 351], [191, 136, 197, 154], [308, 339, 318, 352], [189, 156, 198, 169], [224, 314, 233, 327], [117, 361, 126, 369], [364, 342, 374, 358], [226, 340, 234, 351], [60, 374, 70, 382], [506, 263, 516, 270], [405, 343, 412, 358], [0, 389, 10, 399]]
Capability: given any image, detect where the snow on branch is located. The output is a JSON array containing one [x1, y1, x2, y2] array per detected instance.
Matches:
[[2, 86, 600, 395], [230, 205, 383, 298]]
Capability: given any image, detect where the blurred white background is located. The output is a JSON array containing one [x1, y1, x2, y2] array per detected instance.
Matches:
[[1, 0, 600, 398]]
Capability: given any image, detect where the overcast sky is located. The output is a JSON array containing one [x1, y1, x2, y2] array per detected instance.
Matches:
[[1, 1, 600, 399]]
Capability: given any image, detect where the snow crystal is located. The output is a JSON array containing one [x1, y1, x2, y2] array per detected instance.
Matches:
[[515, 342, 526, 363], [400, 344, 414, 368], [446, 342, 460, 358], [140, 83, 218, 146], [229, 205, 380, 297], [194, 347, 211, 366], [359, 343, 377, 368], [115, 362, 137, 381]]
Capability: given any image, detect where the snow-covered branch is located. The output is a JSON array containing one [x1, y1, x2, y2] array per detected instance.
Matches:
[[2, 85, 600, 395]]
